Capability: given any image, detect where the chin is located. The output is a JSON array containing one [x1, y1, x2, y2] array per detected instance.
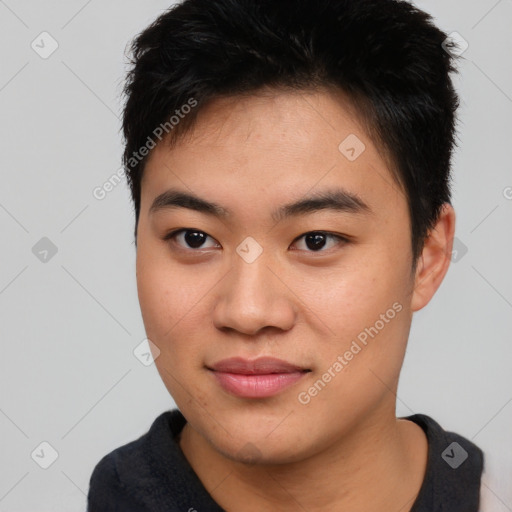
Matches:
[[206, 424, 312, 466]]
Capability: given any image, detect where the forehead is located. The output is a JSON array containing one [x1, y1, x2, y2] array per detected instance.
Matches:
[[141, 89, 405, 219]]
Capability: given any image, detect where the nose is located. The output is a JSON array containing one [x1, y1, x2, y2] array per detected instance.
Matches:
[[212, 250, 297, 337]]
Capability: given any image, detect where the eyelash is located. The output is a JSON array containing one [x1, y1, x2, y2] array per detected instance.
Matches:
[[162, 228, 350, 253]]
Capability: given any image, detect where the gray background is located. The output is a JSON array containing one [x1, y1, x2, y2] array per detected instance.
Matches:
[[0, 1, 511, 510]]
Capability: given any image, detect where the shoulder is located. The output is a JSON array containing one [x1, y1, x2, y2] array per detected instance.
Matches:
[[86, 409, 184, 512], [404, 413, 484, 511], [404, 413, 512, 512], [87, 448, 148, 512]]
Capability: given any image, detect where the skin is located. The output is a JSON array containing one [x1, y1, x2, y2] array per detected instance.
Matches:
[[136, 88, 455, 511]]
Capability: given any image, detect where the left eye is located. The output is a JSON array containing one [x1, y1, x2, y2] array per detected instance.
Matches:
[[291, 231, 347, 252]]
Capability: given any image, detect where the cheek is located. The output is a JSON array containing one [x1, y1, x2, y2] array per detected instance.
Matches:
[[136, 240, 198, 330], [136, 254, 183, 360], [296, 251, 412, 386], [136, 255, 207, 400], [135, 243, 217, 372], [297, 257, 408, 337]]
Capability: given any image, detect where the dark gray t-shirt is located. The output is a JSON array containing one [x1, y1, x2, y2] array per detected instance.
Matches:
[[87, 409, 483, 511]]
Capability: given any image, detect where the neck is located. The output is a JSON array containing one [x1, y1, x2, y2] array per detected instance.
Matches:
[[178, 406, 428, 512]]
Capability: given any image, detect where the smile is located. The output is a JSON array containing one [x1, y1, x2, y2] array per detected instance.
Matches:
[[207, 357, 311, 398]]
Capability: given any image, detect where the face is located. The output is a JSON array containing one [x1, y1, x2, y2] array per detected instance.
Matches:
[[136, 89, 418, 464]]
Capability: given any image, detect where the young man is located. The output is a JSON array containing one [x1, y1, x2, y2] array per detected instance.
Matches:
[[87, 0, 487, 510]]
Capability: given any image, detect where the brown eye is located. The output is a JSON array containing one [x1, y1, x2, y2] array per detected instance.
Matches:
[[292, 231, 348, 252], [163, 229, 220, 250]]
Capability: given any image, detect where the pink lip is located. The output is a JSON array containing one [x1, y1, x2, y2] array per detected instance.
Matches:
[[208, 357, 310, 398]]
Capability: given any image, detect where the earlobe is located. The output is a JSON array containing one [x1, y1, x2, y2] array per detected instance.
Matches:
[[411, 203, 456, 312]]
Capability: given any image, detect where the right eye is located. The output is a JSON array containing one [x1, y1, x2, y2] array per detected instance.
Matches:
[[163, 228, 221, 251]]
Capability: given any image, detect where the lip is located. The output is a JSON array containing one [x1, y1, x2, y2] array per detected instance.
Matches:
[[208, 357, 310, 398]]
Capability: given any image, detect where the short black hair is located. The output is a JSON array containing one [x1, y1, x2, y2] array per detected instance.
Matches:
[[122, 0, 459, 262]]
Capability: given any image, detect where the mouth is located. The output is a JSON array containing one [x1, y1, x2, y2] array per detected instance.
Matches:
[[207, 357, 311, 398]]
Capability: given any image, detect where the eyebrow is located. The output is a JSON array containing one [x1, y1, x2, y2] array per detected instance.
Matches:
[[149, 187, 372, 222]]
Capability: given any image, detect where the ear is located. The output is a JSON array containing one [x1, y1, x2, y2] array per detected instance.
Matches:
[[411, 203, 456, 312]]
